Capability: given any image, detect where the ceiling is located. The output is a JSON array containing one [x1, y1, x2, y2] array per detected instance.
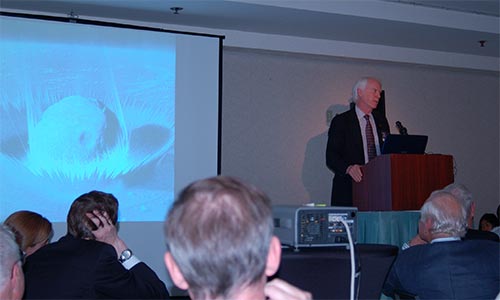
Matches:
[[1, 0, 499, 59]]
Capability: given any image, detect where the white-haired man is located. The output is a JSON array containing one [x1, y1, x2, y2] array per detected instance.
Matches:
[[383, 190, 499, 299], [326, 77, 390, 206], [164, 176, 311, 300], [402, 183, 498, 248], [444, 183, 498, 241], [0, 225, 25, 300]]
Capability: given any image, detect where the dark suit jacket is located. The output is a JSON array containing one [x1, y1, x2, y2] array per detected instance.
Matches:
[[326, 107, 390, 206], [23, 235, 169, 299], [383, 239, 500, 299], [465, 228, 499, 242]]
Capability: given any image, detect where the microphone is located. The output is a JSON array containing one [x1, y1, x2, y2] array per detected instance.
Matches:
[[396, 121, 408, 135]]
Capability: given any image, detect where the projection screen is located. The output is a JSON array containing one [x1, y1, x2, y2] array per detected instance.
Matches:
[[0, 13, 222, 223]]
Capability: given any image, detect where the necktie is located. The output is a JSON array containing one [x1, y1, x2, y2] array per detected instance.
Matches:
[[364, 114, 376, 161]]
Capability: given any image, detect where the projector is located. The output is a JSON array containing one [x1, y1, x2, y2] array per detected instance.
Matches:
[[272, 205, 357, 249]]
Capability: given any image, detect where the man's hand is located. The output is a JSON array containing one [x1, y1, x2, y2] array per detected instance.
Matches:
[[410, 234, 428, 246], [265, 278, 312, 300], [86, 210, 127, 256], [346, 164, 363, 182]]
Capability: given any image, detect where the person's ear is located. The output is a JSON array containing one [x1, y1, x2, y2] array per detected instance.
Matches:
[[11, 261, 25, 300], [357, 87, 364, 98], [164, 252, 189, 290], [470, 202, 476, 218], [424, 218, 434, 232], [265, 236, 282, 277]]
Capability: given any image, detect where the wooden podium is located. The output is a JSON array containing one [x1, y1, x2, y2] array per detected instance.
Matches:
[[352, 154, 454, 211]]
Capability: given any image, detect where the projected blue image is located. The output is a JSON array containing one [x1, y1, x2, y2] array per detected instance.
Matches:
[[0, 21, 176, 222]]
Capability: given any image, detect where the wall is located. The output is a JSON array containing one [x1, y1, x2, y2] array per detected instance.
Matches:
[[221, 47, 499, 226]]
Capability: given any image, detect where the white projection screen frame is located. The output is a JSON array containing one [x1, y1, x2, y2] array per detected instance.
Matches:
[[0, 12, 222, 292]]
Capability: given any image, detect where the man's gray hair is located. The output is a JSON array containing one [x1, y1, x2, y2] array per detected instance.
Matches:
[[0, 225, 22, 288], [352, 77, 380, 102], [443, 183, 473, 219], [420, 190, 467, 238], [164, 176, 274, 300]]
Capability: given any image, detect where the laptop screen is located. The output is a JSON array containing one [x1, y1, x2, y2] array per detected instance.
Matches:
[[381, 134, 428, 155]]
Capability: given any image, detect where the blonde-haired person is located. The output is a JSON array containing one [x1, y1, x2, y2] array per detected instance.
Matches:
[[4, 210, 53, 257]]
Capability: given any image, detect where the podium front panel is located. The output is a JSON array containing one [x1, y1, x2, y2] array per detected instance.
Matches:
[[353, 154, 454, 211]]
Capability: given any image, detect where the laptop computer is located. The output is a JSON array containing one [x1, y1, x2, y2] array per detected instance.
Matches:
[[381, 134, 428, 155]]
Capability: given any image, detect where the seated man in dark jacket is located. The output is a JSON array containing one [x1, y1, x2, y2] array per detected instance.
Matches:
[[383, 190, 499, 299], [401, 183, 498, 249], [23, 191, 169, 299]]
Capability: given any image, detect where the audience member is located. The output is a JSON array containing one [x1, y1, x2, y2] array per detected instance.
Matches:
[[3, 210, 53, 258], [479, 213, 500, 239], [0, 225, 24, 300], [479, 213, 499, 231], [443, 183, 499, 241], [494, 204, 500, 237], [402, 183, 498, 249], [383, 190, 500, 299], [23, 190, 168, 299], [164, 176, 312, 300]]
